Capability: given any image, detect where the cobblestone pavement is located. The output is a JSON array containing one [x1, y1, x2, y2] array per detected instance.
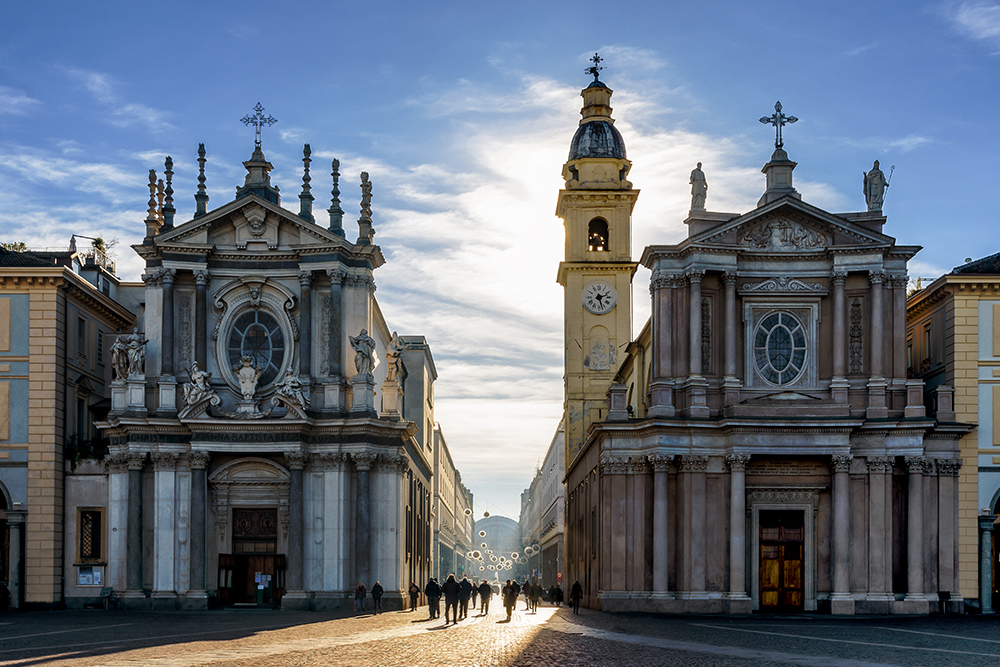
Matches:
[[3, 602, 1000, 666]]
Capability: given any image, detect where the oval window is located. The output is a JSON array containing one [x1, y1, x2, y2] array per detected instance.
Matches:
[[753, 312, 807, 385], [227, 310, 285, 387]]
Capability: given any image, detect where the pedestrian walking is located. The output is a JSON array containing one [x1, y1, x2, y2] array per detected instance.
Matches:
[[458, 574, 473, 620], [425, 577, 442, 619], [530, 581, 541, 613], [570, 580, 583, 614], [371, 580, 383, 614], [502, 580, 515, 620], [478, 579, 492, 615], [522, 581, 531, 610], [471, 578, 479, 610], [553, 583, 564, 606], [355, 581, 366, 615], [409, 582, 420, 612], [442, 573, 462, 625]]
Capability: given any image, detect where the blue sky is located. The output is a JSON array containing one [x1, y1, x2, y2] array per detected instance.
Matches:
[[3, 1, 1000, 519]]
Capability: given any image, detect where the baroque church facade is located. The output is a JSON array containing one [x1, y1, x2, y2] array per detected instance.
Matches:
[[85, 134, 438, 610], [560, 70, 972, 614]]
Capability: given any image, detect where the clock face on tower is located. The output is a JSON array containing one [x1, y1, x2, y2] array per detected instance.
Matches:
[[582, 280, 618, 315]]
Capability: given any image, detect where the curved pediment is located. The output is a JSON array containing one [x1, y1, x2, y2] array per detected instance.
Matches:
[[209, 457, 290, 484]]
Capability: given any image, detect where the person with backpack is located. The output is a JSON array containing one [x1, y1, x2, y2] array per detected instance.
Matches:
[[408, 581, 420, 612]]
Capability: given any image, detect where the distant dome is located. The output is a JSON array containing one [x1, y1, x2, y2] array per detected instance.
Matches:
[[568, 120, 626, 160]]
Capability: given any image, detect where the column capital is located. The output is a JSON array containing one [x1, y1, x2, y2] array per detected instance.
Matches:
[[189, 450, 211, 469], [890, 274, 909, 289], [650, 270, 673, 292], [936, 458, 963, 476], [686, 269, 705, 284], [326, 267, 346, 284], [868, 269, 885, 285], [866, 456, 891, 474], [905, 455, 926, 473], [194, 270, 210, 286], [677, 454, 709, 472], [352, 452, 377, 471], [648, 454, 673, 472], [126, 451, 148, 470], [152, 451, 178, 470], [599, 455, 628, 475], [722, 271, 738, 286], [316, 452, 346, 471], [160, 268, 177, 286], [284, 451, 310, 470], [106, 452, 130, 473], [298, 271, 314, 288], [830, 269, 848, 286], [725, 453, 751, 471], [831, 454, 853, 473], [628, 456, 652, 474]]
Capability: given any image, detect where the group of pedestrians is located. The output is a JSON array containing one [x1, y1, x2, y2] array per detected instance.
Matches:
[[353, 580, 385, 615]]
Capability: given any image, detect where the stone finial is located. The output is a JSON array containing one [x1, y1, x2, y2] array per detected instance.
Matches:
[[162, 156, 175, 230], [195, 144, 209, 218], [328, 158, 345, 236], [157, 178, 165, 216], [357, 171, 375, 245], [298, 144, 314, 223], [144, 168, 162, 243]]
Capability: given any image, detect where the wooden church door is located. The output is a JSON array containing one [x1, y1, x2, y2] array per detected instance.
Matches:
[[759, 510, 804, 612]]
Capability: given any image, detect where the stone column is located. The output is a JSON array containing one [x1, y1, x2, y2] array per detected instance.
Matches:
[[327, 268, 344, 378], [866, 457, 891, 607], [298, 271, 313, 379], [188, 451, 210, 604], [125, 452, 146, 596], [830, 270, 848, 403], [284, 451, 308, 607], [152, 452, 178, 605], [161, 269, 176, 376], [649, 455, 671, 594], [980, 514, 996, 614], [688, 270, 704, 378], [354, 452, 376, 588], [725, 454, 751, 610], [936, 459, 961, 609], [194, 270, 209, 368], [722, 272, 740, 405], [5, 512, 24, 609], [648, 272, 675, 417], [904, 456, 926, 604], [679, 455, 709, 602], [831, 454, 853, 614], [892, 275, 907, 380], [867, 270, 888, 418]]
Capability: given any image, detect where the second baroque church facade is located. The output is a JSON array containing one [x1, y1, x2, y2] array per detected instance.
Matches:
[[92, 139, 436, 610], [560, 72, 972, 614]]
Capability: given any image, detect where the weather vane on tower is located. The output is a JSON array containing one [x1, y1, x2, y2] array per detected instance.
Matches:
[[586, 53, 604, 82], [759, 101, 798, 150], [241, 102, 278, 148]]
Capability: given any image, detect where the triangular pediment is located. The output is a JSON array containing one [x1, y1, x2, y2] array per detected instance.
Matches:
[[689, 196, 894, 251], [155, 195, 347, 251]]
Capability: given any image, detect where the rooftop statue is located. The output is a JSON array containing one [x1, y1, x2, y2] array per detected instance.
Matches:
[[350, 328, 376, 378], [864, 160, 890, 211], [690, 162, 707, 210]]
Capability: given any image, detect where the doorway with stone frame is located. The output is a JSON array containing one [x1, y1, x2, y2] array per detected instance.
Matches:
[[748, 488, 820, 612]]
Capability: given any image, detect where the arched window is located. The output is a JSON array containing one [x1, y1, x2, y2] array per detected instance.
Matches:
[[588, 218, 609, 252]]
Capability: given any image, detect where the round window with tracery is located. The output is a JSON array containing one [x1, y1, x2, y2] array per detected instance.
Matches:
[[753, 311, 807, 385], [227, 309, 285, 387]]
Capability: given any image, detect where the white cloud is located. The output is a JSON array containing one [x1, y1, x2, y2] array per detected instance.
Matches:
[[950, 1, 1000, 40], [63, 68, 174, 133], [0, 86, 41, 115]]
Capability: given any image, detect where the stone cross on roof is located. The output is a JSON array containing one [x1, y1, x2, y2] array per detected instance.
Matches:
[[241, 102, 278, 148], [759, 101, 798, 149]]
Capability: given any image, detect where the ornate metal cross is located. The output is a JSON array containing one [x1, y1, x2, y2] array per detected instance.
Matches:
[[586, 53, 604, 82], [759, 101, 798, 149], [241, 102, 278, 148]]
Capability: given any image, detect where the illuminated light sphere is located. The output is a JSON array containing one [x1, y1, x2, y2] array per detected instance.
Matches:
[[488, 565, 495, 570], [464, 508, 472, 516], [481, 542, 488, 548], [472, 550, 481, 559], [512, 552, 519, 559], [480, 566, 485, 571], [479, 530, 486, 537], [524, 548, 532, 555], [483, 511, 490, 518]]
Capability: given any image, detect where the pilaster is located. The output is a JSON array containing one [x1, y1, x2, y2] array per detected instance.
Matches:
[[831, 454, 854, 614], [724, 453, 751, 613]]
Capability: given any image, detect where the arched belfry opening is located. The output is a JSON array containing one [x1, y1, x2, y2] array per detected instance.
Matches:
[[588, 218, 609, 252]]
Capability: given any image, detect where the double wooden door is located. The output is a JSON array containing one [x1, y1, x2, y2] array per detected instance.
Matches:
[[759, 510, 804, 612]]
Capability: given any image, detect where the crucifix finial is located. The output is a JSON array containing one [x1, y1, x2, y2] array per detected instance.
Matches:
[[241, 102, 278, 148], [586, 53, 604, 82], [758, 101, 798, 150]]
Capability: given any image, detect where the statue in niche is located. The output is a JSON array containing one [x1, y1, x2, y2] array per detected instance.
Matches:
[[182, 362, 215, 406], [125, 328, 147, 378], [863, 160, 889, 211], [690, 162, 707, 210], [110, 332, 129, 381], [385, 331, 407, 382], [233, 355, 262, 399], [274, 368, 309, 411], [350, 328, 376, 378]]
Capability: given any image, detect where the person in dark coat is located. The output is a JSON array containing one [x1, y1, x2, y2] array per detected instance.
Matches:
[[529, 581, 541, 613], [570, 580, 583, 614], [355, 581, 366, 615], [478, 580, 492, 614], [409, 582, 420, 612], [554, 583, 564, 606], [458, 574, 473, 620], [503, 580, 519, 620], [371, 581, 384, 614], [522, 581, 532, 610], [442, 573, 462, 625], [471, 577, 479, 610], [425, 577, 442, 619]]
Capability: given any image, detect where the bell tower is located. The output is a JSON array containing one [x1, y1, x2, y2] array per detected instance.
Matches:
[[557, 58, 639, 465]]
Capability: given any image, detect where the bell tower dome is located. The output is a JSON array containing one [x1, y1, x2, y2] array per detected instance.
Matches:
[[557, 56, 639, 465]]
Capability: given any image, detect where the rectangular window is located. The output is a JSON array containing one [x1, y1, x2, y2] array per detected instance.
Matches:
[[80, 509, 103, 561], [97, 331, 104, 365], [77, 317, 87, 358]]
